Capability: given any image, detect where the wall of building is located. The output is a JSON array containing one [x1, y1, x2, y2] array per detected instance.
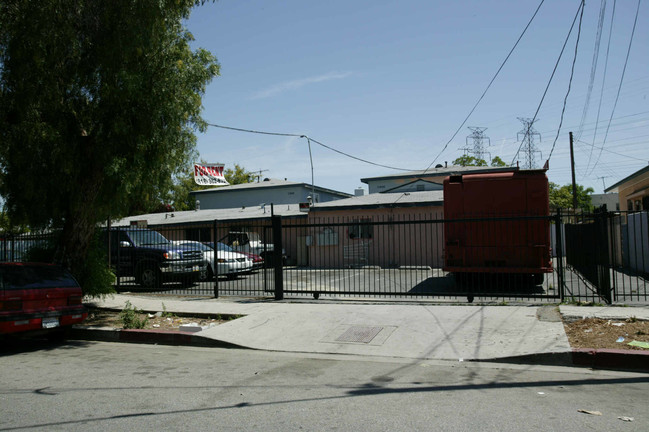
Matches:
[[616, 171, 649, 211], [305, 206, 445, 268], [367, 175, 448, 194], [591, 193, 619, 211]]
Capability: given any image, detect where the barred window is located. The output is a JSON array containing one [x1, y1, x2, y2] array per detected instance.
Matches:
[[349, 219, 373, 239]]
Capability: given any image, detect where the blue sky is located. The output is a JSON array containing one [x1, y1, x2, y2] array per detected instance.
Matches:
[[186, 0, 648, 195]]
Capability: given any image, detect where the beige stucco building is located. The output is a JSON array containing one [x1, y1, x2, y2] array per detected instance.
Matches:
[[605, 165, 649, 211]]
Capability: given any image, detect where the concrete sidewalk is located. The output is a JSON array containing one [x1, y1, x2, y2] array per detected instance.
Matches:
[[83, 294, 578, 363]]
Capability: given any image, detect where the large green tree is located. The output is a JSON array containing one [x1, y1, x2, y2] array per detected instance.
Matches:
[[0, 1, 219, 284], [549, 182, 594, 211]]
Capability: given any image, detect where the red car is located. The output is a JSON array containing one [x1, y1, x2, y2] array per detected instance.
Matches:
[[0, 263, 87, 338], [239, 251, 264, 269]]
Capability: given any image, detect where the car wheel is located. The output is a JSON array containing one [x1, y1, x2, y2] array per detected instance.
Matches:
[[138, 264, 161, 288], [199, 266, 211, 282], [180, 276, 196, 288]]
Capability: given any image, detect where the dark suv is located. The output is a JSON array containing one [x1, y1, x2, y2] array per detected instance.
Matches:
[[107, 228, 205, 288]]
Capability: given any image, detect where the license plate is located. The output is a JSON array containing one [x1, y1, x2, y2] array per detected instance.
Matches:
[[42, 317, 59, 329]]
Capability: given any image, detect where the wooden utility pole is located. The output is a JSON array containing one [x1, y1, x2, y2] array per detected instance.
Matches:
[[569, 132, 578, 211]]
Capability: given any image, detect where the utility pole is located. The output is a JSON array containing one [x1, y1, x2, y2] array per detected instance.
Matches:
[[461, 127, 491, 163], [569, 132, 578, 211], [597, 176, 610, 191], [516, 118, 542, 169]]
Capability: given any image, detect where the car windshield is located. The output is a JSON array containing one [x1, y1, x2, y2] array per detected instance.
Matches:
[[216, 242, 234, 252], [127, 230, 170, 247], [0, 265, 79, 290], [177, 242, 212, 252]]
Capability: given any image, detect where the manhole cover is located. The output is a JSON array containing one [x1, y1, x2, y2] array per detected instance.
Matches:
[[335, 326, 384, 344]]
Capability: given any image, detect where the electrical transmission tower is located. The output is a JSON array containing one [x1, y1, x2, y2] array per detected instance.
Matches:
[[461, 127, 491, 163], [516, 117, 542, 169]]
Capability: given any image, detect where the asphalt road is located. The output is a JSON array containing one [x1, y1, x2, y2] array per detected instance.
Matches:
[[2, 339, 648, 431]]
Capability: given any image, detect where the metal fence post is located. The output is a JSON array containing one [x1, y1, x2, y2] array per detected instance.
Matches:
[[272, 215, 284, 300], [555, 210, 565, 303], [213, 219, 219, 298], [114, 226, 122, 292]]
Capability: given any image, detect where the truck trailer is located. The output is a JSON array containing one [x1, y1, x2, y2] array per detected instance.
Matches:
[[443, 169, 552, 285]]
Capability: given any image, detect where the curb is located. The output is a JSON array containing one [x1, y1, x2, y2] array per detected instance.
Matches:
[[71, 326, 649, 372], [70, 327, 247, 350], [476, 352, 574, 367], [571, 348, 649, 372], [477, 349, 649, 372]]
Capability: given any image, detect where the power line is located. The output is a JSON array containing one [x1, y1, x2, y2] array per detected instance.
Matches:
[[205, 122, 414, 172], [585, 0, 617, 173], [588, 0, 642, 176], [575, 0, 608, 143], [547, 0, 585, 164], [422, 0, 546, 172], [576, 139, 648, 162], [511, 0, 585, 166]]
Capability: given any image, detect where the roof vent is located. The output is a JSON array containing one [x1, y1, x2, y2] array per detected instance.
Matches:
[[354, 187, 365, 196], [263, 178, 270, 182], [435, 164, 443, 168]]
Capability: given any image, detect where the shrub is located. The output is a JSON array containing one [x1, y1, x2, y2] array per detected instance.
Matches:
[[119, 301, 148, 329]]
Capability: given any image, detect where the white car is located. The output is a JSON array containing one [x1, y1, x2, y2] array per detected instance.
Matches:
[[173, 241, 253, 280]]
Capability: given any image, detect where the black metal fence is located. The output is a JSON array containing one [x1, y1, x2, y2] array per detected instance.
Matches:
[[1, 210, 648, 304], [562, 210, 648, 304]]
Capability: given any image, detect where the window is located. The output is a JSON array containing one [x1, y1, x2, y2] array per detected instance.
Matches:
[[186, 228, 211, 242], [349, 219, 373, 239]]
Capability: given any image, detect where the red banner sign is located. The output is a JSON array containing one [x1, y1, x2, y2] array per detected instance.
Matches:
[[194, 164, 229, 186]]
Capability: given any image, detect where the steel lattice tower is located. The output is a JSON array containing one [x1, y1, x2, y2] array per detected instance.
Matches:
[[461, 127, 491, 162], [516, 118, 542, 169]]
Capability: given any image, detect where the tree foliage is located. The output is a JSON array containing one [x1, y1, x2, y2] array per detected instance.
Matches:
[[549, 182, 594, 211], [453, 155, 488, 167], [452, 155, 508, 167], [0, 0, 219, 293], [224, 164, 256, 185]]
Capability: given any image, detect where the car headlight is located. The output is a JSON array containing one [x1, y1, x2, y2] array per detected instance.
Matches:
[[163, 251, 180, 260], [217, 258, 234, 263]]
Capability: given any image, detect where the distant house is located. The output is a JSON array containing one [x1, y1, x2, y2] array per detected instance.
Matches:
[[604, 165, 649, 211], [591, 193, 619, 211], [190, 178, 352, 210], [361, 165, 515, 194], [306, 191, 445, 268]]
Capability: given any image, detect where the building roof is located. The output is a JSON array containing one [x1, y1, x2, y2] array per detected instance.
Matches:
[[383, 179, 443, 193], [604, 165, 649, 193], [310, 190, 444, 212], [189, 178, 352, 198], [111, 203, 307, 227], [360, 165, 516, 184]]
